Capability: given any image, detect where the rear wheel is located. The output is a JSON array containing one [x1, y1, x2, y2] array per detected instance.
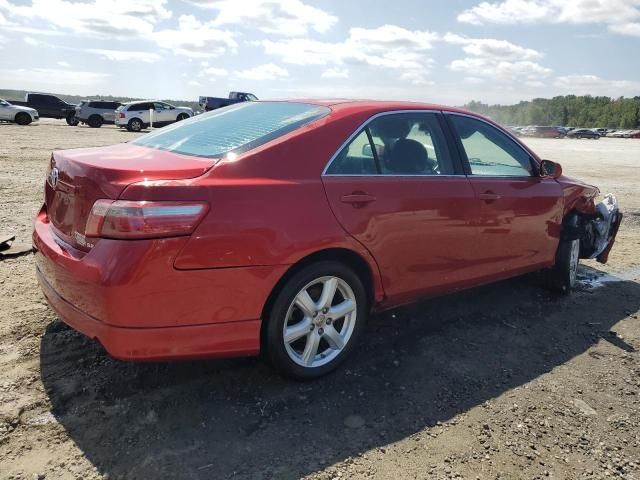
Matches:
[[88, 114, 103, 128], [14, 112, 32, 125], [127, 118, 143, 132], [66, 113, 79, 126], [264, 261, 368, 380]]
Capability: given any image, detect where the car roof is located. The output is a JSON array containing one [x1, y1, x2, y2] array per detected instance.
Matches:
[[264, 99, 482, 121]]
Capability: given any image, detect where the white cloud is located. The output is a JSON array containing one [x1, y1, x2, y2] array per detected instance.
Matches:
[[187, 80, 201, 87], [0, 0, 172, 38], [321, 68, 349, 79], [202, 66, 229, 76], [236, 63, 288, 81], [24, 36, 39, 46], [458, 0, 640, 36], [444, 33, 551, 82], [554, 74, 640, 95], [443, 33, 542, 61], [57, 61, 70, 67], [86, 48, 161, 62], [256, 24, 437, 85], [187, 0, 337, 36], [152, 15, 237, 58], [0, 67, 110, 94]]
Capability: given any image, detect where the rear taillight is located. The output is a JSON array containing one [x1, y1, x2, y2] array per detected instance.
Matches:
[[119, 112, 125, 118], [85, 200, 209, 239]]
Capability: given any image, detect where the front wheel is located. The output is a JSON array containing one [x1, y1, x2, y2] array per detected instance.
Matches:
[[264, 261, 368, 380], [176, 113, 189, 121], [15, 112, 32, 125], [546, 238, 580, 293], [88, 115, 103, 128], [66, 114, 79, 126]]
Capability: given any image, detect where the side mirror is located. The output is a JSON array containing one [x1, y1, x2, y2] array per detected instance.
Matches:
[[362, 143, 384, 158], [539, 159, 562, 179]]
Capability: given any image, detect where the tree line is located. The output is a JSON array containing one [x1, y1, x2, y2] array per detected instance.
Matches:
[[464, 95, 640, 129]]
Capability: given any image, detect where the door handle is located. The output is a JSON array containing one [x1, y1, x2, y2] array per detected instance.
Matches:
[[340, 193, 377, 206], [479, 191, 501, 202]]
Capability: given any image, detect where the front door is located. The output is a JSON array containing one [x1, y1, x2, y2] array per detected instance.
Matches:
[[322, 111, 479, 305], [446, 113, 564, 280]]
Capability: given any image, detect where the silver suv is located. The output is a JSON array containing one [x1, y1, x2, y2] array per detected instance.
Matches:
[[75, 100, 123, 128], [115, 101, 193, 132]]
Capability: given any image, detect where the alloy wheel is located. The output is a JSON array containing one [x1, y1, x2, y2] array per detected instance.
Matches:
[[283, 276, 357, 368]]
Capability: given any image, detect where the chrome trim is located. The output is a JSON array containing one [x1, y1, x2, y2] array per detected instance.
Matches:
[[321, 109, 443, 176]]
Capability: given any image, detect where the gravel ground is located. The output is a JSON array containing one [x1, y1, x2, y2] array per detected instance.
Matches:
[[0, 120, 639, 480]]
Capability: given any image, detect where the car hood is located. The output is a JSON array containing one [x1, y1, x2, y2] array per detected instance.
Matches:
[[9, 105, 37, 114]]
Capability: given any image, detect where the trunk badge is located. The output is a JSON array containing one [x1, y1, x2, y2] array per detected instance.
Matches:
[[49, 167, 59, 189]]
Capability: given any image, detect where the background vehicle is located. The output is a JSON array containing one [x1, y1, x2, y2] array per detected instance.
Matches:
[[114, 101, 193, 132], [0, 98, 39, 125], [567, 128, 600, 139], [520, 126, 565, 138], [34, 101, 621, 379], [199, 91, 258, 111], [75, 100, 122, 128], [8, 93, 77, 125]]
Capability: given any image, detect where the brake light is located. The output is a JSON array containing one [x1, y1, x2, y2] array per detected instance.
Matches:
[[85, 200, 209, 239], [119, 112, 125, 118]]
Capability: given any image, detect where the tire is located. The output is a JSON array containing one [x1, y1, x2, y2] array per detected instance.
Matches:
[[66, 114, 79, 126], [546, 238, 580, 293], [264, 261, 368, 380], [127, 118, 143, 132], [87, 115, 103, 128], [14, 112, 32, 126], [176, 113, 190, 121]]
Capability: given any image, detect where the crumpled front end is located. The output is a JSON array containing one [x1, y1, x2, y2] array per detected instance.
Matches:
[[577, 194, 622, 264]]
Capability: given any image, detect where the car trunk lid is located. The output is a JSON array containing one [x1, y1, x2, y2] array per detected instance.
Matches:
[[45, 143, 216, 250]]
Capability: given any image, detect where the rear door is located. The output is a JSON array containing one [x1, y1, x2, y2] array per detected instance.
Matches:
[[322, 111, 479, 304], [129, 102, 151, 123], [445, 113, 563, 279]]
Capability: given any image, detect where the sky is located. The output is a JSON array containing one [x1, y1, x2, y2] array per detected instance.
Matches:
[[0, 0, 639, 105]]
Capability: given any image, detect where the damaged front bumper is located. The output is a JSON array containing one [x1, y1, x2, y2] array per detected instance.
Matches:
[[586, 194, 622, 264]]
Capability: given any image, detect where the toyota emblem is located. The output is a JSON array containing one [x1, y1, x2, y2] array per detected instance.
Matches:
[[49, 167, 59, 189]]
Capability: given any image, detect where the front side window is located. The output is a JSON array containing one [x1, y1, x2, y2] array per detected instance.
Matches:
[[449, 115, 533, 177], [132, 102, 330, 158], [326, 112, 454, 176]]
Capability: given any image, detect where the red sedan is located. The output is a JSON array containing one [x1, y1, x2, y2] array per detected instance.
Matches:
[[33, 100, 621, 379]]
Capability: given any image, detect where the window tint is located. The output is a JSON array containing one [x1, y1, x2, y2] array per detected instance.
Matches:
[[131, 102, 330, 158], [154, 102, 170, 110], [130, 103, 150, 111], [449, 115, 532, 177], [327, 112, 454, 176]]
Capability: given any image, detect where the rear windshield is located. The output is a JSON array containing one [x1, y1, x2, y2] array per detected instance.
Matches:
[[131, 102, 330, 158]]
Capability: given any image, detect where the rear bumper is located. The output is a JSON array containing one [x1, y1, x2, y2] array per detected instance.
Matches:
[[37, 268, 261, 360], [33, 209, 288, 360]]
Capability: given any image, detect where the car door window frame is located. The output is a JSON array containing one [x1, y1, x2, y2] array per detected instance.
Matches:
[[322, 110, 466, 177], [444, 112, 539, 178]]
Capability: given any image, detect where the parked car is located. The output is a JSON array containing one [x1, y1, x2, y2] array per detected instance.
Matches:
[[0, 98, 39, 125], [199, 91, 258, 111], [33, 100, 622, 379], [520, 126, 565, 138], [566, 128, 600, 139], [8, 93, 77, 125], [114, 101, 193, 132], [75, 100, 122, 128], [628, 130, 640, 138]]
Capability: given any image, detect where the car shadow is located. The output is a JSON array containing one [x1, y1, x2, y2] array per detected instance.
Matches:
[[39, 267, 640, 480]]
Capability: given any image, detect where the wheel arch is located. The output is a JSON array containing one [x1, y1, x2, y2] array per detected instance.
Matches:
[[260, 247, 381, 332]]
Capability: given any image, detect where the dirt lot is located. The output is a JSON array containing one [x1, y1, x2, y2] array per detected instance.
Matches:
[[1, 120, 639, 480]]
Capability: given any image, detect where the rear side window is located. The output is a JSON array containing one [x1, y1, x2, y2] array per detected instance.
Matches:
[[131, 102, 330, 158], [326, 112, 454, 176]]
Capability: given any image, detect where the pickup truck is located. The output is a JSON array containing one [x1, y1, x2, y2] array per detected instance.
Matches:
[[9, 93, 78, 125], [198, 91, 258, 111]]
